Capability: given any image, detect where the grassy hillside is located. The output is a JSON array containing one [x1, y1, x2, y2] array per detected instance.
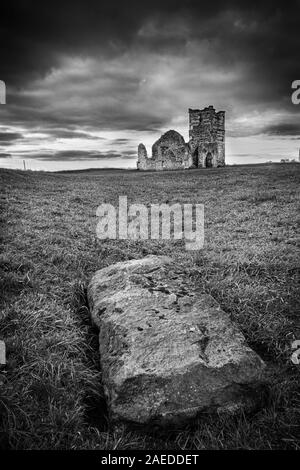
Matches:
[[0, 164, 299, 449]]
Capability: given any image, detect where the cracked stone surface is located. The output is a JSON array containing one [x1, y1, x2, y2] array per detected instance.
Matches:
[[88, 255, 266, 425]]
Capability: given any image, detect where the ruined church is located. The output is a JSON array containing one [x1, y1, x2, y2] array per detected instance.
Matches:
[[137, 106, 225, 170]]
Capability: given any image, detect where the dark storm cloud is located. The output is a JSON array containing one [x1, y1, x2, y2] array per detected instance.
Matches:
[[262, 123, 300, 136], [1, 0, 170, 85], [2, 1, 298, 84], [0, 132, 23, 142], [123, 150, 137, 156], [0, 153, 11, 159], [23, 150, 135, 161], [0, 0, 299, 146], [43, 129, 102, 140], [111, 138, 131, 144]]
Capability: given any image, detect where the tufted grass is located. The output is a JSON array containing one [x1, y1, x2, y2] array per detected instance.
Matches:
[[0, 163, 299, 449]]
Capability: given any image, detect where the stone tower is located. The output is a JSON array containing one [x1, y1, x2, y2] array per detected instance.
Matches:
[[189, 105, 225, 168]]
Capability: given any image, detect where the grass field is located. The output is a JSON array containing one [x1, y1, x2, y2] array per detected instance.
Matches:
[[0, 163, 299, 450]]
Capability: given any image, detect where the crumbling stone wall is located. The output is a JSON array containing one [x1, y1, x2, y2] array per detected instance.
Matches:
[[137, 130, 192, 171], [137, 106, 225, 170]]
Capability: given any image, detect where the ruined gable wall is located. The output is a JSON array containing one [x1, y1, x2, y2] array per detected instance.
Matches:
[[137, 130, 191, 171], [137, 143, 157, 170]]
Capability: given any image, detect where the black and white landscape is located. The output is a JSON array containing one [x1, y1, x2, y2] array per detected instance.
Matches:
[[0, 1, 300, 169], [0, 0, 299, 454]]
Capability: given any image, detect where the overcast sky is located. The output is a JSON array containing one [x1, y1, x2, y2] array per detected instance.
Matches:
[[0, 0, 299, 170]]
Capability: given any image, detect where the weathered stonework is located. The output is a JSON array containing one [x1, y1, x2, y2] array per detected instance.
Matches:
[[88, 256, 266, 426], [137, 106, 225, 170], [137, 130, 192, 171]]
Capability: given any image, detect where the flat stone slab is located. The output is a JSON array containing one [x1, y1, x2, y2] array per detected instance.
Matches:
[[88, 256, 266, 425]]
